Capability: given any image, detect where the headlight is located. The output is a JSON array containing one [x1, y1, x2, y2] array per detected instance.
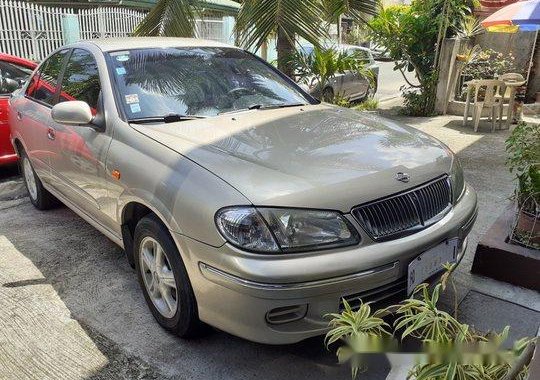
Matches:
[[450, 157, 465, 204], [215, 207, 360, 253]]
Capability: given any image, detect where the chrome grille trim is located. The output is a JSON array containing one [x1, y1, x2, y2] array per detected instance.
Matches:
[[339, 277, 407, 312], [352, 176, 452, 241]]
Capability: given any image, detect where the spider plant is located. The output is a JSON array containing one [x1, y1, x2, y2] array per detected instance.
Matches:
[[326, 264, 535, 379], [325, 300, 392, 378]]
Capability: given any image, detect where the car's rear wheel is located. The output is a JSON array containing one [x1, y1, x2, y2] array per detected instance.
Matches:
[[134, 215, 204, 338], [20, 150, 58, 210]]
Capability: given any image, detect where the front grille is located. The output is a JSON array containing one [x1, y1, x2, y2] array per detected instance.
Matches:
[[340, 277, 407, 312], [352, 176, 452, 240]]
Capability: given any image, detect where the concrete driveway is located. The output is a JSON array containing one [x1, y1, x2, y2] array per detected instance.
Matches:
[[1, 115, 539, 380], [0, 171, 388, 379]]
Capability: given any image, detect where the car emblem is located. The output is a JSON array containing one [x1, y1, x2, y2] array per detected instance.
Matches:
[[395, 172, 410, 183]]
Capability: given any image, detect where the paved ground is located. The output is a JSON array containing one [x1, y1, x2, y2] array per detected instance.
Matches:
[[1, 111, 539, 380], [374, 61, 415, 101]]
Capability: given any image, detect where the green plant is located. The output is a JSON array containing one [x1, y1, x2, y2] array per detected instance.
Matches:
[[368, 2, 439, 115], [354, 97, 379, 111], [505, 122, 540, 210], [456, 15, 483, 39], [325, 301, 391, 377], [368, 0, 473, 116], [235, 0, 379, 77], [134, 0, 197, 37], [326, 265, 535, 379], [461, 48, 518, 80]]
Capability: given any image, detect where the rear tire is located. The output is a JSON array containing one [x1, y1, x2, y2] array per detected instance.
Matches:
[[134, 214, 205, 338], [19, 149, 58, 210]]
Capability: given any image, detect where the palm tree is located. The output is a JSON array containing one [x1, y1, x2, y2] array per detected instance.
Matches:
[[134, 0, 380, 78], [133, 0, 197, 37], [234, 0, 328, 77]]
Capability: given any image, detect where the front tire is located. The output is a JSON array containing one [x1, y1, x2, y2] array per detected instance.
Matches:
[[20, 150, 58, 210], [134, 214, 204, 338]]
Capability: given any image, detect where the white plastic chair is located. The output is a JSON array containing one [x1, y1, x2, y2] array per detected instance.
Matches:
[[463, 79, 504, 132]]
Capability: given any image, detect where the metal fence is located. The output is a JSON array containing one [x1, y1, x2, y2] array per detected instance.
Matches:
[[0, 0, 227, 61], [78, 7, 145, 40], [0, 0, 73, 61]]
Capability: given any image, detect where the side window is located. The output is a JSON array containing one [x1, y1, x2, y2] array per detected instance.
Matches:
[[0, 61, 33, 95], [58, 49, 101, 114], [26, 50, 68, 105]]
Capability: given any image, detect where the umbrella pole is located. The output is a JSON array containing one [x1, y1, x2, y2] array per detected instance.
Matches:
[[526, 29, 538, 83]]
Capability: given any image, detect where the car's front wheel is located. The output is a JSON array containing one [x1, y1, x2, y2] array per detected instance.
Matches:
[[20, 150, 58, 210], [134, 215, 204, 338]]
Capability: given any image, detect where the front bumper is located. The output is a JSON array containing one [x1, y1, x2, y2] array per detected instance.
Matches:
[[172, 184, 478, 344]]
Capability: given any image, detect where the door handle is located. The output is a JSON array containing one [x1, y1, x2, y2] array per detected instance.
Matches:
[[47, 128, 55, 141], [17, 111, 22, 120]]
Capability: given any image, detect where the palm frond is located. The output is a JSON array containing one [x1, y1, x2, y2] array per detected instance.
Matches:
[[235, 0, 328, 51], [323, 0, 381, 23], [134, 0, 198, 37]]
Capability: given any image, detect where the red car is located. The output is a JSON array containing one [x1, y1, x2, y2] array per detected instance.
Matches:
[[0, 53, 37, 166]]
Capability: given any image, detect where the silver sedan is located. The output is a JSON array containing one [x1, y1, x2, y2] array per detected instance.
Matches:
[[10, 38, 477, 344]]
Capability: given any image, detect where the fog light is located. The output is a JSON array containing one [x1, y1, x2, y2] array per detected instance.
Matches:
[[265, 304, 308, 325]]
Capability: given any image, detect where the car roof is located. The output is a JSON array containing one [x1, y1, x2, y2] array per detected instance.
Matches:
[[0, 53, 37, 69], [81, 37, 238, 52]]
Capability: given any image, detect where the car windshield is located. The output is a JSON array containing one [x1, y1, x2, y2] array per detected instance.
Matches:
[[108, 47, 313, 120]]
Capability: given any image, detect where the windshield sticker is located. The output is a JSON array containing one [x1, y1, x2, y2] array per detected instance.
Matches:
[[130, 103, 141, 113], [115, 54, 130, 62], [116, 67, 126, 75], [125, 94, 139, 104]]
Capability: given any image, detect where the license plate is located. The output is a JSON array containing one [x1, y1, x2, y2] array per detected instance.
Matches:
[[407, 239, 458, 295]]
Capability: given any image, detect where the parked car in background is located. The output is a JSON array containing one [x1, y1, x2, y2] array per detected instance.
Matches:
[[299, 44, 379, 102], [0, 53, 36, 166], [10, 38, 477, 345]]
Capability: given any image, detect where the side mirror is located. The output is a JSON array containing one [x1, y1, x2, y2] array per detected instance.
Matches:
[[51, 101, 93, 126]]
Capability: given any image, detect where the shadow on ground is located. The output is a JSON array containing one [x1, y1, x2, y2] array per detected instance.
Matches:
[[0, 200, 390, 380]]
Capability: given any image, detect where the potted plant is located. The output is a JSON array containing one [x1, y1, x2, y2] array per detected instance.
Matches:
[[506, 122, 540, 247]]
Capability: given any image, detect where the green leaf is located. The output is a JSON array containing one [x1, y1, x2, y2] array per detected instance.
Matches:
[[134, 0, 198, 37]]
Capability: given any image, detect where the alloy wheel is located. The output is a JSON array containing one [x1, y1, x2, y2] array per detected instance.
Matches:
[[139, 236, 178, 319], [23, 157, 38, 201]]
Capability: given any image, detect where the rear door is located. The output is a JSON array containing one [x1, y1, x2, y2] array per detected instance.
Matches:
[[48, 48, 111, 220]]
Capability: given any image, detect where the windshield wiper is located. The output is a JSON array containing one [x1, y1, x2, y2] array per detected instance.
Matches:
[[220, 102, 308, 115], [129, 113, 207, 124]]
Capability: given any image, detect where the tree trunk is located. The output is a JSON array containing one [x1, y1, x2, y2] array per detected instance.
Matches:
[[277, 27, 295, 78]]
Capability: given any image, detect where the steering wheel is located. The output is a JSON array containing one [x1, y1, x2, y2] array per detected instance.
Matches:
[[227, 87, 252, 98]]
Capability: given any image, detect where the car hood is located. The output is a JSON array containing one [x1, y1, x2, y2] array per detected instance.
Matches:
[[131, 104, 453, 212]]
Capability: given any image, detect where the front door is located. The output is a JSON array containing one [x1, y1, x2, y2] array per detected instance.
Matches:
[[48, 48, 112, 221], [13, 50, 68, 181]]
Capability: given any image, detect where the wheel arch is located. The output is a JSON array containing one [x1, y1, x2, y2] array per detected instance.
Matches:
[[120, 199, 175, 268]]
